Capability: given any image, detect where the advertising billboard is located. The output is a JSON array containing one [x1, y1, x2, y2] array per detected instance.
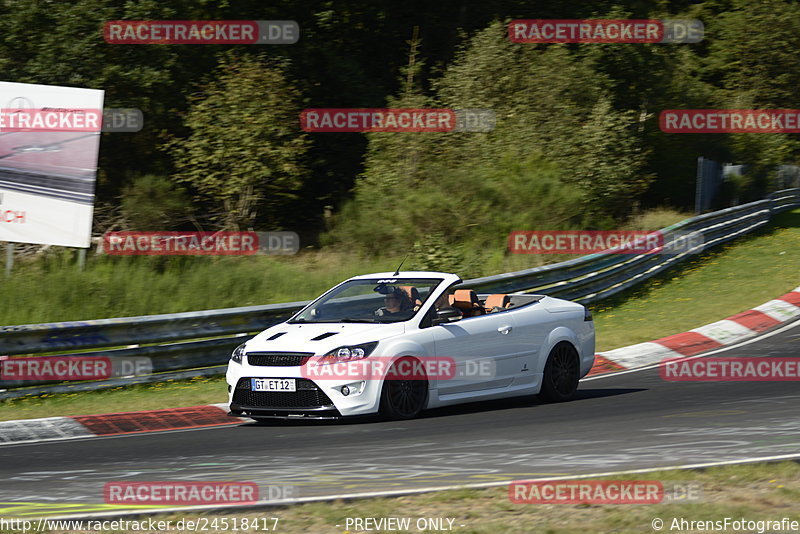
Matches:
[[0, 82, 104, 248]]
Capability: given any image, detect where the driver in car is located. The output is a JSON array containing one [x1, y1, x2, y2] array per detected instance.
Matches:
[[375, 287, 412, 318]]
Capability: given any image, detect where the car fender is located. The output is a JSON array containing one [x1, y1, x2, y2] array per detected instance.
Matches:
[[371, 337, 437, 390], [539, 326, 581, 374]]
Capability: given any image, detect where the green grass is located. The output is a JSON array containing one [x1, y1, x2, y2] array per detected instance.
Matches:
[[12, 461, 795, 533], [0, 208, 797, 422], [0, 250, 402, 325], [252, 461, 800, 534], [591, 208, 800, 351], [0, 207, 692, 326]]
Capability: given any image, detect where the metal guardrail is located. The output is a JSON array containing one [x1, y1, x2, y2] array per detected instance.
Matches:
[[1, 188, 798, 398]]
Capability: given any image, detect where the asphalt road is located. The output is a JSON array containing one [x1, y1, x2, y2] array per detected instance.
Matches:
[[1, 320, 799, 515]]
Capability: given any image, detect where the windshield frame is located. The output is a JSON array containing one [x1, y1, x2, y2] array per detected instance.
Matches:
[[287, 276, 446, 324]]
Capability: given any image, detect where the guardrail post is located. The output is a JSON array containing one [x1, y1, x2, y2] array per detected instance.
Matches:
[[768, 192, 775, 220]]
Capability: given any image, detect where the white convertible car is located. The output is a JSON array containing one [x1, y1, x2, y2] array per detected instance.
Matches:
[[226, 271, 595, 420]]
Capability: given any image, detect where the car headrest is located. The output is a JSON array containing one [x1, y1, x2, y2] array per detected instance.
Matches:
[[485, 294, 510, 310], [452, 289, 480, 310]]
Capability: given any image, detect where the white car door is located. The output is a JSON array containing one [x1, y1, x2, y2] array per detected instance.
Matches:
[[432, 313, 527, 396], [500, 307, 549, 387]]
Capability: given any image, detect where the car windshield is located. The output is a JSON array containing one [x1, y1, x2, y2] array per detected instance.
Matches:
[[289, 278, 443, 323]]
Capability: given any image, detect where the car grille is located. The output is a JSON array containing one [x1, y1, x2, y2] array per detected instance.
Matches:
[[233, 377, 334, 409], [246, 352, 313, 367]]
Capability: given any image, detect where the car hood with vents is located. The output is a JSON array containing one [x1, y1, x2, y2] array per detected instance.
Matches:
[[243, 322, 406, 356]]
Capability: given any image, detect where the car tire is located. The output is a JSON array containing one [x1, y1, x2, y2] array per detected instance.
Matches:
[[538, 342, 580, 402], [379, 356, 429, 420]]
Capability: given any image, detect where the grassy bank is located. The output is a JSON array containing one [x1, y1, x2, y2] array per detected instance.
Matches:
[[159, 461, 799, 534], [0, 251, 393, 325], [591, 208, 800, 350], [0, 208, 692, 326], [1, 249, 565, 325]]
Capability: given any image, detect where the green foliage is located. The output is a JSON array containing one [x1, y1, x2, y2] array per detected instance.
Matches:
[[166, 53, 310, 230], [593, 208, 800, 350], [3, 0, 800, 254], [561, 97, 653, 220], [700, 0, 800, 192], [0, 251, 398, 325], [411, 233, 464, 274], [331, 153, 585, 258], [120, 175, 190, 230], [705, 0, 800, 108]]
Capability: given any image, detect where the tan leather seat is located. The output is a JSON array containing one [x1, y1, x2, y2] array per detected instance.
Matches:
[[451, 289, 485, 317], [485, 294, 510, 312]]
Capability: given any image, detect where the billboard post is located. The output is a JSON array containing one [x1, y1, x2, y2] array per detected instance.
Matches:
[[4, 242, 12, 276]]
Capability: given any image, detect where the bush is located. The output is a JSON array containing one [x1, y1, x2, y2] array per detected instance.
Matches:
[[120, 174, 190, 230], [330, 153, 585, 257]]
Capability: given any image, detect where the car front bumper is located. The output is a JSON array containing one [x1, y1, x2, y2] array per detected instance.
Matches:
[[226, 362, 384, 418]]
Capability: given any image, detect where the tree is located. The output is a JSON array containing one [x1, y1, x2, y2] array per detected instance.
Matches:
[[333, 20, 651, 250], [701, 0, 800, 196], [167, 53, 309, 230]]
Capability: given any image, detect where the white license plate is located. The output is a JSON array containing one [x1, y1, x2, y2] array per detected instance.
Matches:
[[251, 378, 296, 392]]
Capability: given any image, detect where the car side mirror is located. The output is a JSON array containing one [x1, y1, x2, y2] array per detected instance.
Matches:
[[432, 307, 462, 326]]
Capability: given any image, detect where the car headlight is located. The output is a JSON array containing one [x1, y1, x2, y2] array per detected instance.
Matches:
[[231, 343, 246, 364], [317, 342, 378, 365]]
